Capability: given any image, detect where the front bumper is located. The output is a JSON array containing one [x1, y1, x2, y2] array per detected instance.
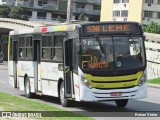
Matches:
[[79, 83, 147, 101]]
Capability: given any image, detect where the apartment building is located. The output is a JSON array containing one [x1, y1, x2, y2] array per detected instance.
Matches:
[[101, 0, 160, 25], [0, 0, 14, 4], [0, 0, 6, 4], [3, 0, 101, 22]]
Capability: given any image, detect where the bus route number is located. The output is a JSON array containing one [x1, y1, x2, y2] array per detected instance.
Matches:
[[87, 26, 100, 33]]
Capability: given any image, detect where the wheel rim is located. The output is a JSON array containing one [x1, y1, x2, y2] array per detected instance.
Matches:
[[60, 85, 65, 104]]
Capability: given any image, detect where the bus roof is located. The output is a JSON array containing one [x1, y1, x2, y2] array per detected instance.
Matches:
[[9, 24, 79, 36], [9, 21, 141, 36]]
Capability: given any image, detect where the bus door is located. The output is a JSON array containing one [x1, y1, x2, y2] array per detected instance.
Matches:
[[33, 40, 41, 92], [63, 39, 73, 98], [12, 40, 18, 88]]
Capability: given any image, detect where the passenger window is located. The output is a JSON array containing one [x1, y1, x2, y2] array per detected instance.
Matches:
[[19, 37, 25, 59], [41, 36, 53, 60], [53, 36, 63, 62], [26, 36, 33, 59]]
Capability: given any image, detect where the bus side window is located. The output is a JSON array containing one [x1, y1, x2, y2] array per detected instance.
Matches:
[[26, 36, 33, 59], [41, 35, 53, 60], [53, 35, 63, 62], [18, 37, 25, 59]]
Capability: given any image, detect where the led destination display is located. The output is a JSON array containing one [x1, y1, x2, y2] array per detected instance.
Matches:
[[82, 23, 140, 36]]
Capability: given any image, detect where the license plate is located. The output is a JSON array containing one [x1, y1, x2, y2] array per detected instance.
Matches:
[[110, 92, 122, 96]]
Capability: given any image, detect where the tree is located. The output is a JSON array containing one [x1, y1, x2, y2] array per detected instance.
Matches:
[[0, 5, 11, 18], [78, 13, 87, 21], [143, 21, 160, 34], [56, 16, 62, 22], [9, 6, 28, 20]]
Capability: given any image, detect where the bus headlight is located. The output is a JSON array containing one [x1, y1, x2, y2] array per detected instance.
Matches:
[[138, 72, 147, 86], [81, 77, 92, 89]]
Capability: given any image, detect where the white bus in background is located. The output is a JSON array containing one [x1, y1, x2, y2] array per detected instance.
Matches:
[[8, 22, 147, 107]]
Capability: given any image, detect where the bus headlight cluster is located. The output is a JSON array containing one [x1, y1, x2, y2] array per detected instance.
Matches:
[[138, 72, 147, 86], [81, 77, 92, 89]]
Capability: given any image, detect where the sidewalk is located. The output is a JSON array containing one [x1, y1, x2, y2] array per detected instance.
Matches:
[[0, 61, 8, 70], [148, 83, 160, 89]]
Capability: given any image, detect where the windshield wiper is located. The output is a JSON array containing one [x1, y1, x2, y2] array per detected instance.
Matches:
[[95, 34, 106, 58]]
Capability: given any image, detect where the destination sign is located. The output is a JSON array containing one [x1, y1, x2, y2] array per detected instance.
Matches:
[[82, 23, 140, 36]]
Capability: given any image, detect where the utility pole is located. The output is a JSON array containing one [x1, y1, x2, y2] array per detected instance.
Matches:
[[15, 0, 18, 6], [66, 0, 73, 23]]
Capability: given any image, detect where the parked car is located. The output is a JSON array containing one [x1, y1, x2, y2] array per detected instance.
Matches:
[[0, 53, 3, 63]]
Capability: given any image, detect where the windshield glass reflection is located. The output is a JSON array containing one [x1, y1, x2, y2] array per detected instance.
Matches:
[[81, 36, 145, 70]]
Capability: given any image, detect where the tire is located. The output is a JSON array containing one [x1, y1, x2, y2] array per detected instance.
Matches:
[[59, 82, 70, 107], [24, 76, 35, 98], [115, 99, 128, 107]]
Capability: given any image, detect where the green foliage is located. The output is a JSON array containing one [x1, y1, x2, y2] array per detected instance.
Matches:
[[78, 13, 87, 21], [0, 5, 11, 18], [0, 5, 28, 20], [148, 77, 160, 84], [9, 6, 28, 20], [143, 21, 160, 34], [56, 16, 62, 22]]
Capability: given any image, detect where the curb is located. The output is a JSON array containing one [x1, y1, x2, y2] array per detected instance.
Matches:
[[148, 84, 160, 89]]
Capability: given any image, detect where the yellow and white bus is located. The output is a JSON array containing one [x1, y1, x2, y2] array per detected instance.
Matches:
[[8, 22, 147, 107]]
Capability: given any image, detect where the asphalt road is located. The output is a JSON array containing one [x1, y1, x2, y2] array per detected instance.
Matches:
[[0, 63, 160, 120]]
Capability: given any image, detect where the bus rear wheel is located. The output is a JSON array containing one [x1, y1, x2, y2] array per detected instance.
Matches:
[[24, 76, 35, 98], [115, 99, 128, 107], [59, 82, 70, 107]]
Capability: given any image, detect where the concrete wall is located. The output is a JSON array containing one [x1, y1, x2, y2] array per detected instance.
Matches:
[[144, 32, 160, 80]]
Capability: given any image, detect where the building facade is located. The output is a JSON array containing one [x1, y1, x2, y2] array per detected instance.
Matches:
[[0, 0, 7, 4], [0, 0, 14, 5], [3, 0, 101, 22], [101, 0, 160, 25]]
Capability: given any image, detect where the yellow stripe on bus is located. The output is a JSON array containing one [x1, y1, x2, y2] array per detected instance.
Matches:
[[84, 71, 143, 88], [18, 67, 21, 76]]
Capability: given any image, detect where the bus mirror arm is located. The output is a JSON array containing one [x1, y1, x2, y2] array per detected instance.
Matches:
[[143, 36, 146, 41], [77, 46, 81, 54]]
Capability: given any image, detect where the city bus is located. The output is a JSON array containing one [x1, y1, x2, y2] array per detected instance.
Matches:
[[8, 21, 147, 107]]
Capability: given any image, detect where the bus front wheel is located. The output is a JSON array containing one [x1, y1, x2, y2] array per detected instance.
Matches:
[[115, 99, 128, 107], [59, 82, 70, 107], [24, 76, 35, 98]]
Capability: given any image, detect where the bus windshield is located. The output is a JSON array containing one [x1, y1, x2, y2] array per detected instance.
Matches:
[[81, 36, 145, 71]]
